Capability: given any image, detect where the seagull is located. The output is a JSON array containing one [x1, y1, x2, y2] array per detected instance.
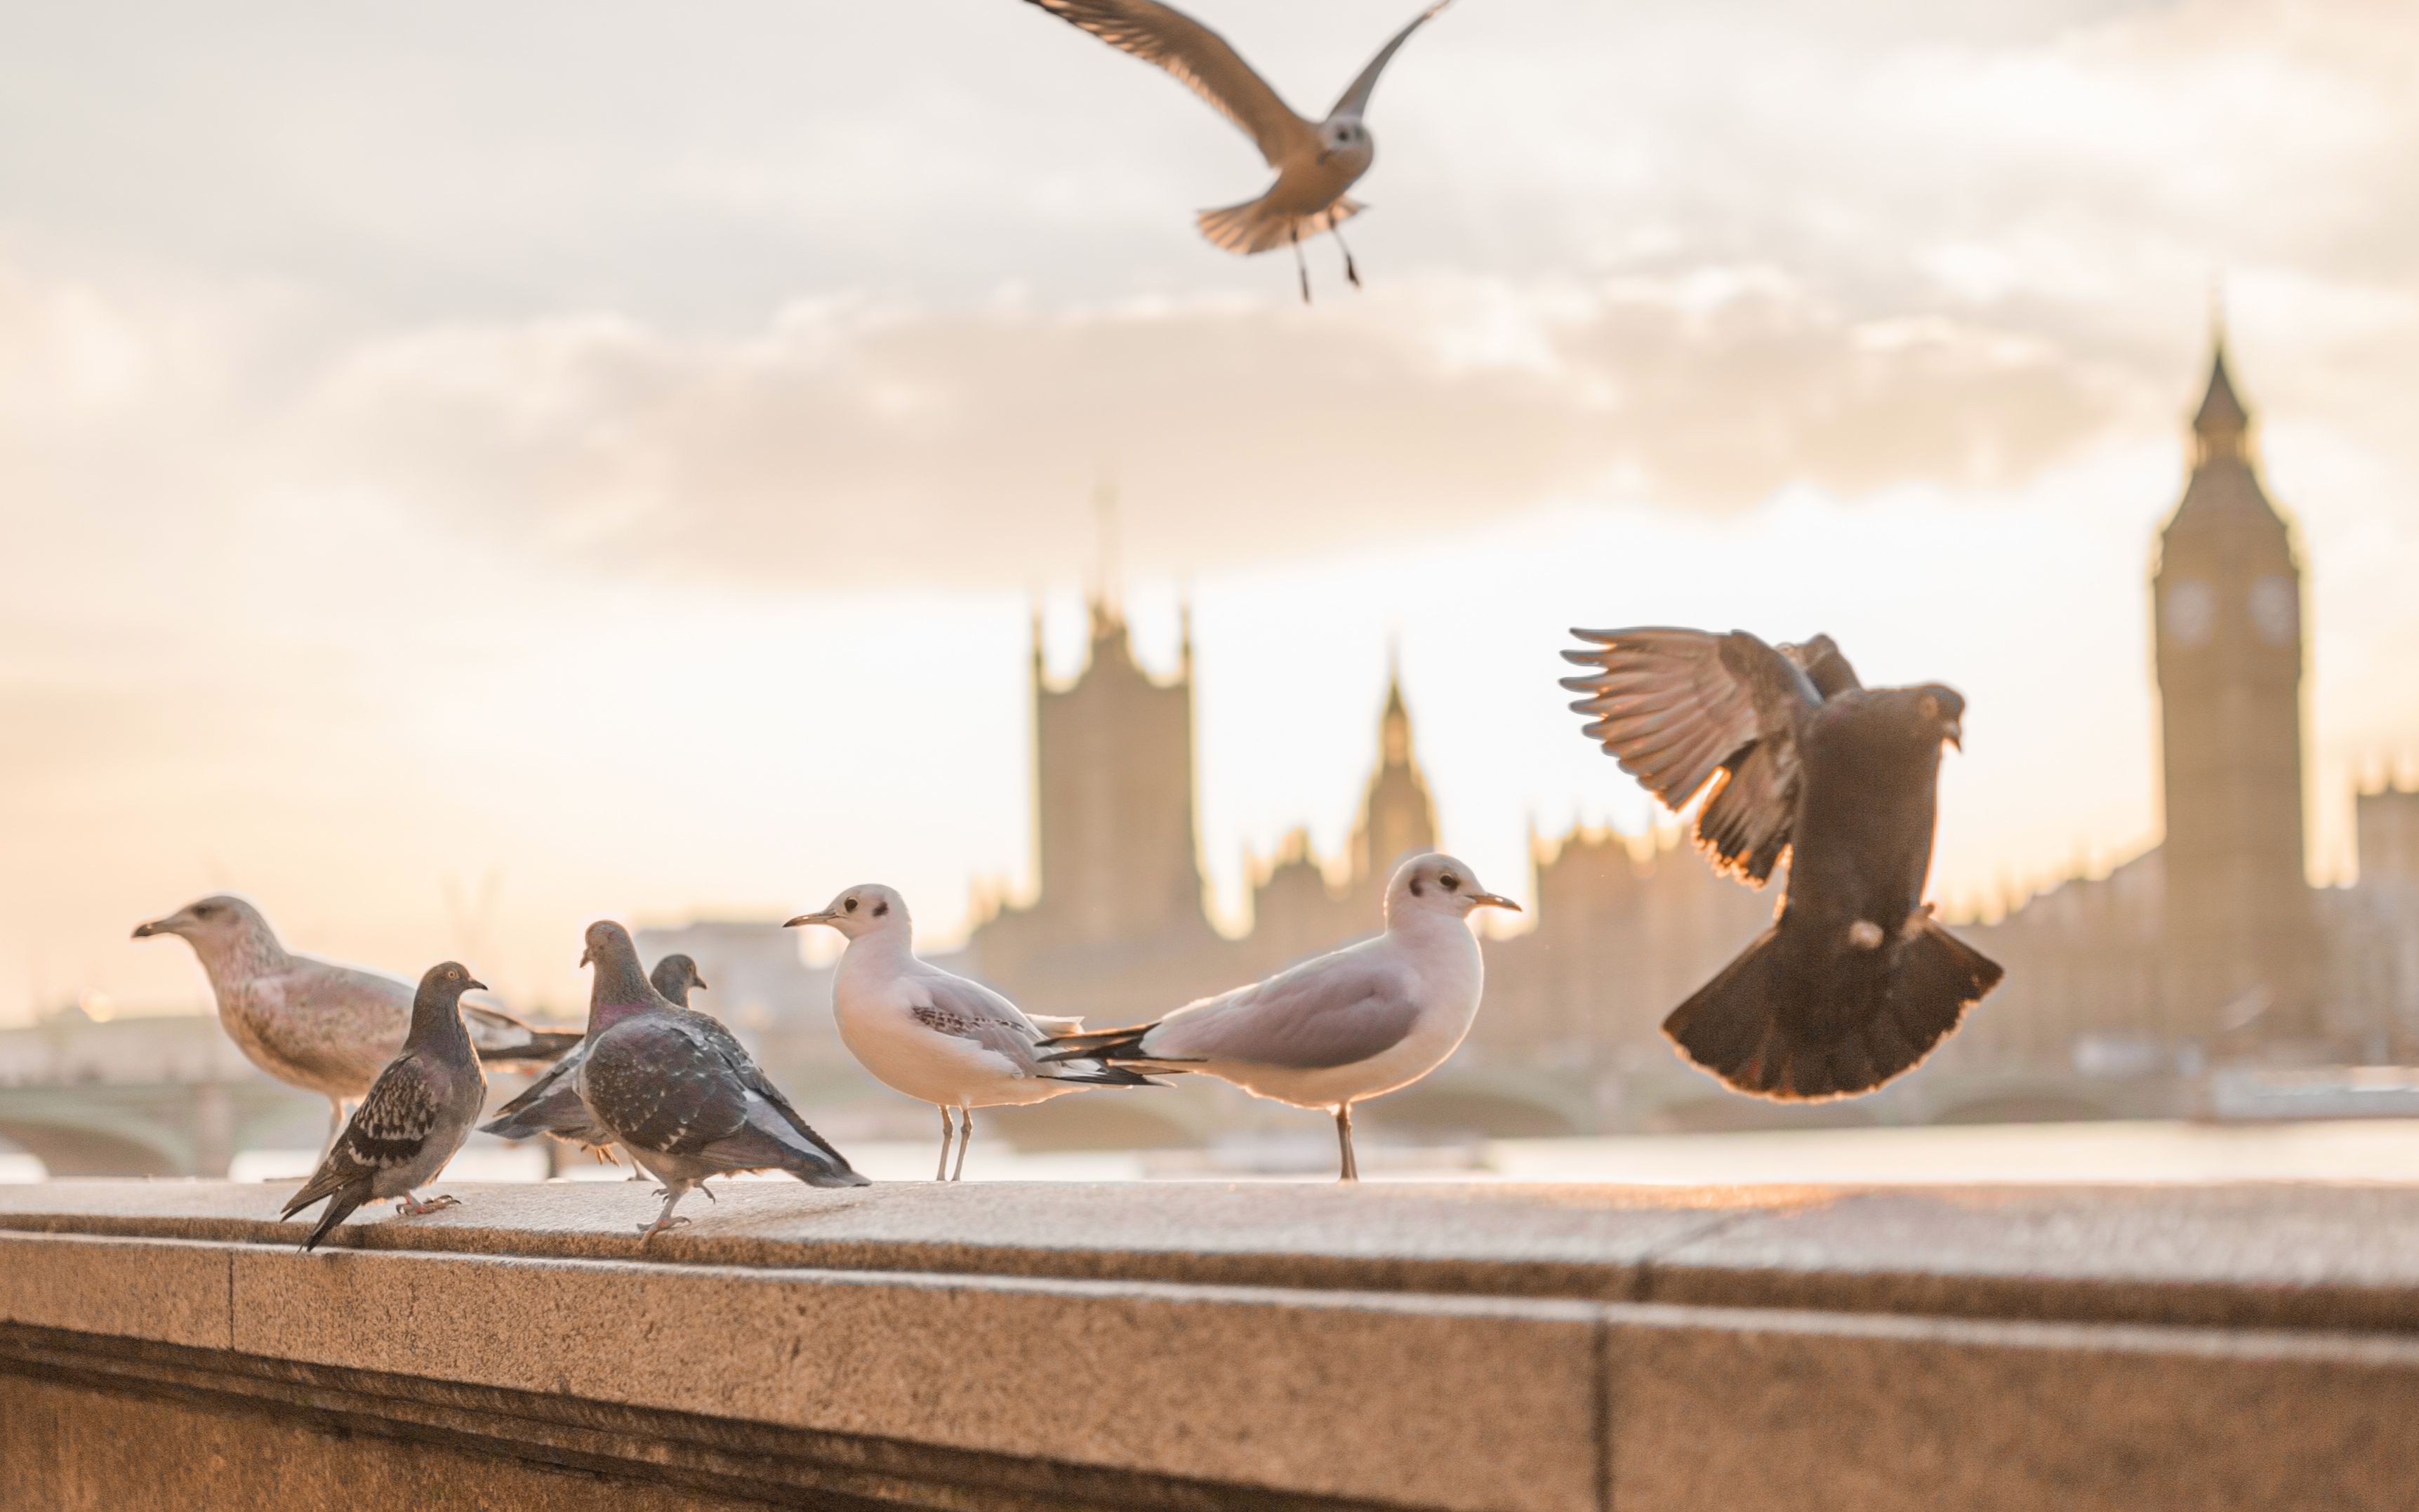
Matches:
[[1040, 852, 1517, 1181], [133, 894, 580, 1153], [479, 950, 713, 1169], [571, 920, 866, 1237], [784, 884, 1156, 1181], [279, 961, 489, 1252], [1559, 628, 2005, 1099], [1016, 0, 1456, 303]]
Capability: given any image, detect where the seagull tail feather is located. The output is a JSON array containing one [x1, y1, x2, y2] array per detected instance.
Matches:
[[475, 1028, 584, 1064], [1196, 195, 1365, 257], [1663, 920, 2001, 1101]]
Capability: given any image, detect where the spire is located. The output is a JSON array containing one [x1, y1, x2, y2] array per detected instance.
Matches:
[[1089, 475, 1122, 639], [2192, 320, 2251, 465], [1178, 594, 1195, 679], [1379, 644, 1412, 767]]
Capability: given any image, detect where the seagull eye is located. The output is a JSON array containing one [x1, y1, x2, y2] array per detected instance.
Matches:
[[844, 897, 859, 913], [1440, 874, 1459, 891], [873, 901, 889, 918]]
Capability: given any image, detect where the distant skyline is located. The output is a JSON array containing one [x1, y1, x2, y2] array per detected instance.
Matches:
[[4, 0, 2417, 1023]]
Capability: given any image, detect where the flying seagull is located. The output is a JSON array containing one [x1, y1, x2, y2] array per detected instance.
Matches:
[[133, 894, 579, 1153], [280, 961, 489, 1252], [785, 884, 1155, 1181], [480, 950, 713, 1169], [1040, 852, 1517, 1180], [1015, 0, 1456, 302], [1559, 628, 2004, 1099], [572, 920, 866, 1237]]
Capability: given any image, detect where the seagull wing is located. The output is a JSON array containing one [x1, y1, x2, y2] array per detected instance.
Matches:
[[1020, 0, 1313, 166], [1327, 0, 1453, 121], [907, 970, 1062, 1074], [1561, 627, 1824, 885], [1151, 946, 1423, 1070]]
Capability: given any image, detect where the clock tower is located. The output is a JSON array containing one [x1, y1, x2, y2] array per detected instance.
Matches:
[[2151, 333, 2319, 1045]]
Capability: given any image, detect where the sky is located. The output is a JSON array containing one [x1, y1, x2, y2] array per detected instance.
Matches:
[[4, 0, 2417, 1023]]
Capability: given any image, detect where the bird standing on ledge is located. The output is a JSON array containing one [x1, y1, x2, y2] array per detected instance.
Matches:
[[1014, 0, 1457, 302], [1559, 628, 2002, 1099]]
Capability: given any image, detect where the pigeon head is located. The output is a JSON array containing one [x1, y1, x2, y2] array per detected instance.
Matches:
[[1386, 853, 1520, 927], [578, 920, 660, 1029], [416, 960, 489, 1000], [784, 884, 910, 942], [649, 953, 708, 1007], [407, 960, 486, 1051], [1907, 684, 1966, 751]]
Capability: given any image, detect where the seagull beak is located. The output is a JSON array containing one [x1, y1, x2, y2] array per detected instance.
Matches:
[[131, 917, 168, 939], [1471, 892, 1522, 913], [783, 911, 835, 929]]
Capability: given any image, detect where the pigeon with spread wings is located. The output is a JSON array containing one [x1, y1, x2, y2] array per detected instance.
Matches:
[[1015, 0, 1455, 301], [1560, 628, 2002, 1099]]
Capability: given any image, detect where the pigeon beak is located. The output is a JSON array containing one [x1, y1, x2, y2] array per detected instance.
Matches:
[[465, 977, 489, 993], [1471, 892, 1522, 913], [577, 946, 592, 967], [783, 911, 835, 929], [1944, 718, 1963, 751], [693, 975, 711, 993]]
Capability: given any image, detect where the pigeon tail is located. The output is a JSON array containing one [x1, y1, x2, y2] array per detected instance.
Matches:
[[287, 1184, 367, 1252], [1196, 194, 1364, 256], [708, 1121, 872, 1189], [1663, 920, 2001, 1101]]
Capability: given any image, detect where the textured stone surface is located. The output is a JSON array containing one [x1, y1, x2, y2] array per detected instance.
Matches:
[[0, 1230, 230, 1348], [1604, 1301, 2419, 1512]]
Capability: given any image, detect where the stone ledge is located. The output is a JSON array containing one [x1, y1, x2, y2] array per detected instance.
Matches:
[[6, 1181, 2419, 1510]]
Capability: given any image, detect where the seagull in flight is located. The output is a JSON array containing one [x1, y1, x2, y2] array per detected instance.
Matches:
[[1016, 0, 1457, 302]]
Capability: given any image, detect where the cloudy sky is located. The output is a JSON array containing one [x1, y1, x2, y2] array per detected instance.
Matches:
[[4, 0, 2416, 1023]]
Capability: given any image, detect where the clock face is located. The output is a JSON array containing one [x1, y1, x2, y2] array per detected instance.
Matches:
[[2251, 575, 2298, 646], [2164, 578, 2215, 646]]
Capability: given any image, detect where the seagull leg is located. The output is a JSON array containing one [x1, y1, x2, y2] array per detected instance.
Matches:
[[934, 1105, 955, 1183], [1334, 1103, 1359, 1183], [1335, 227, 1362, 289], [395, 1192, 460, 1216], [638, 1181, 691, 1238], [951, 1108, 974, 1183], [1292, 226, 1311, 305], [321, 1098, 347, 1160]]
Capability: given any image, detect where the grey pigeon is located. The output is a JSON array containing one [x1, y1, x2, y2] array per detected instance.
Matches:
[[133, 894, 580, 1152], [280, 961, 490, 1251], [479, 951, 713, 1167], [1560, 628, 2003, 1099], [571, 921, 868, 1236], [1040, 854, 1515, 1180]]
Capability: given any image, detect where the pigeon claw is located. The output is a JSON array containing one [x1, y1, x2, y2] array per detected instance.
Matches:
[[395, 1194, 460, 1217], [637, 1216, 691, 1240]]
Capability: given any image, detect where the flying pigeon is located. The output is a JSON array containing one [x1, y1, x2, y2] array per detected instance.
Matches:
[[280, 960, 490, 1252], [571, 921, 866, 1236], [785, 884, 1155, 1181], [1559, 628, 2004, 1099], [133, 894, 580, 1152], [1016, 0, 1455, 302], [1040, 852, 1517, 1180], [480, 951, 713, 1167]]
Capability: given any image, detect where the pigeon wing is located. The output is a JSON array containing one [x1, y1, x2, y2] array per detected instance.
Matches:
[[1783, 634, 1864, 699], [1020, 0, 1314, 166], [677, 1009, 855, 1163], [1328, 0, 1452, 121], [581, 1018, 748, 1157], [281, 1053, 440, 1217], [1562, 627, 1823, 884], [1151, 949, 1423, 1070]]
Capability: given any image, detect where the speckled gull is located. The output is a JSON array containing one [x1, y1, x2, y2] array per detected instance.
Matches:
[[1040, 852, 1517, 1180], [785, 884, 1155, 1181], [1016, 0, 1456, 302]]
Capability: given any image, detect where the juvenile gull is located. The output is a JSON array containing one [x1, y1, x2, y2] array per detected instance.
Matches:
[[1016, 0, 1456, 302], [785, 885, 1155, 1181], [480, 951, 712, 1168], [1559, 627, 2003, 1099], [279, 961, 489, 1252], [133, 894, 579, 1151], [1041, 853, 1516, 1180], [571, 921, 866, 1237]]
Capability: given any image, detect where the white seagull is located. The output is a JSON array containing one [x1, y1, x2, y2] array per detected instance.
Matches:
[[784, 884, 1156, 1181], [1041, 852, 1517, 1180], [1016, 0, 1457, 302]]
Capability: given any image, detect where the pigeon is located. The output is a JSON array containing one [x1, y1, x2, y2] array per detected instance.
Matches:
[[1040, 852, 1517, 1180], [571, 921, 866, 1236], [133, 894, 580, 1151], [784, 885, 1156, 1181], [1559, 628, 2004, 1099], [479, 951, 713, 1167], [1016, 0, 1456, 302], [279, 961, 490, 1252]]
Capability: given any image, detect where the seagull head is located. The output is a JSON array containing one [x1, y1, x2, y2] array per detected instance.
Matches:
[[1316, 117, 1372, 166], [784, 884, 910, 942], [1385, 853, 1520, 927], [131, 894, 274, 953], [1911, 685, 1966, 751]]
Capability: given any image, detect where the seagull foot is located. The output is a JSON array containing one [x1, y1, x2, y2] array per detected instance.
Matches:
[[637, 1216, 691, 1240], [395, 1194, 460, 1217]]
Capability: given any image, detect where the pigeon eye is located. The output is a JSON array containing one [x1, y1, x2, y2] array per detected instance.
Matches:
[[844, 897, 859, 913], [1920, 694, 1940, 720]]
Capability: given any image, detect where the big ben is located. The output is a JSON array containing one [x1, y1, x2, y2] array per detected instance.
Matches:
[[2151, 333, 2319, 1045]]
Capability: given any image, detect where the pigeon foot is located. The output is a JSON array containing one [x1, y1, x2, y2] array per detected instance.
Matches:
[[637, 1215, 691, 1239], [395, 1194, 460, 1217]]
